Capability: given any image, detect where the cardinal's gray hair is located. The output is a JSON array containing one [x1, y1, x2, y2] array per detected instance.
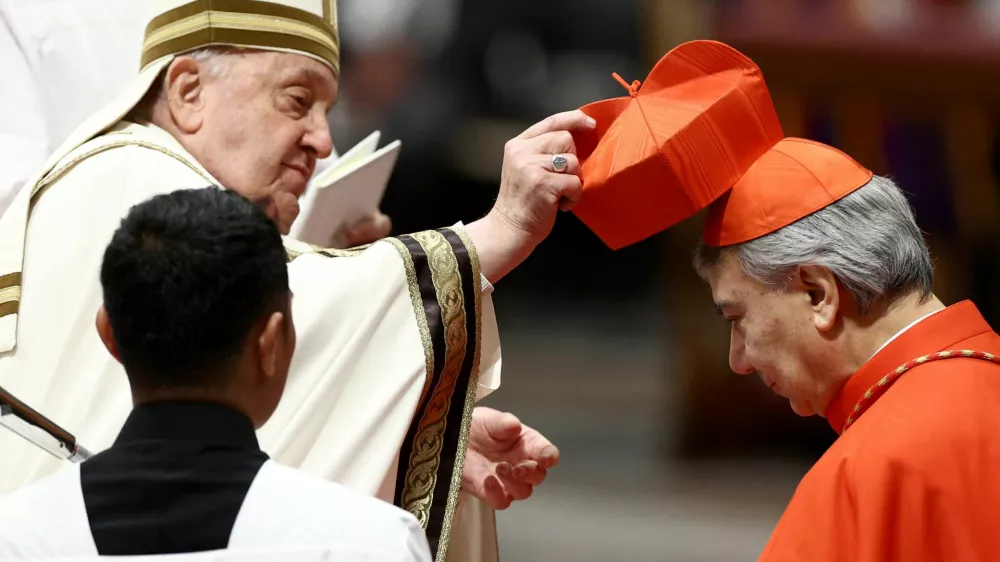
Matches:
[[694, 175, 934, 314]]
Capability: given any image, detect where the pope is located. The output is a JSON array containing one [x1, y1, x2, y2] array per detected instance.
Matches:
[[0, 1, 586, 560]]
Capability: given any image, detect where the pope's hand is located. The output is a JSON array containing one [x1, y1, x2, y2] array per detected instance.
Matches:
[[493, 110, 592, 240], [462, 406, 559, 510], [329, 211, 393, 248], [465, 110, 596, 284]]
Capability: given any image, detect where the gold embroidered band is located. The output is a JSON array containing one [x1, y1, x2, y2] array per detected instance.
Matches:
[[141, 0, 340, 78], [391, 229, 481, 562], [0, 273, 21, 318], [266, 229, 484, 562]]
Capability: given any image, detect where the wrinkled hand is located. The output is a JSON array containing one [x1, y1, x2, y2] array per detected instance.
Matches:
[[466, 110, 596, 283], [462, 407, 559, 510], [329, 211, 392, 248], [492, 110, 595, 244]]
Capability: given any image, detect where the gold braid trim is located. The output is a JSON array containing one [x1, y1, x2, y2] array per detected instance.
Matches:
[[400, 230, 468, 532], [284, 241, 372, 262], [0, 273, 22, 318], [33, 140, 214, 199], [384, 238, 436, 408], [435, 227, 484, 562], [281, 229, 484, 562], [141, 0, 340, 77]]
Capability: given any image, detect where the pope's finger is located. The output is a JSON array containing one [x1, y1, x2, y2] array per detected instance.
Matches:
[[340, 212, 392, 247], [496, 461, 515, 478], [529, 130, 577, 156], [538, 444, 561, 468], [496, 465, 533, 501], [513, 461, 548, 486], [548, 175, 583, 213], [350, 211, 391, 232], [483, 475, 512, 510], [483, 410, 522, 443], [514, 440, 560, 469], [347, 213, 374, 228], [371, 212, 392, 233], [517, 110, 597, 140], [538, 153, 581, 177]]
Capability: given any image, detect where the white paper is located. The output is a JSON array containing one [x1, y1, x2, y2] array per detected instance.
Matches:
[[289, 131, 401, 246]]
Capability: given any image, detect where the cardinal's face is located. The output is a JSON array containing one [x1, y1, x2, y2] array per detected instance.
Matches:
[[705, 252, 845, 418]]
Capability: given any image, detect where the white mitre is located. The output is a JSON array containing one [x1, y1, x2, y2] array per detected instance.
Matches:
[[0, 0, 342, 353]]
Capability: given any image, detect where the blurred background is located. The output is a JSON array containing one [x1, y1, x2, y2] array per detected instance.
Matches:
[[330, 0, 1000, 559]]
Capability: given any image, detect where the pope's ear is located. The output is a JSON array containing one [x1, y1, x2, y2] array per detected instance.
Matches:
[[163, 55, 206, 134], [95, 305, 123, 364]]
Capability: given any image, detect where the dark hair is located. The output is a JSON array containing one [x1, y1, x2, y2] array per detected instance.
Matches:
[[100, 187, 290, 390]]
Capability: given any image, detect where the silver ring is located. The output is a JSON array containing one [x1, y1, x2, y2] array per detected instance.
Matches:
[[551, 154, 569, 173]]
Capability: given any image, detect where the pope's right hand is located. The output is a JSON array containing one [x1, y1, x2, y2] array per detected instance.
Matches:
[[492, 110, 594, 244], [466, 110, 596, 284]]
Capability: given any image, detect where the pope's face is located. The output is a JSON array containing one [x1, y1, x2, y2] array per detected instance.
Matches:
[[191, 51, 337, 234], [705, 252, 841, 418]]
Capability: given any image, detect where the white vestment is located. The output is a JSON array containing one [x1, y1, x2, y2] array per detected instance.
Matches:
[[0, 460, 432, 561], [0, 121, 501, 562]]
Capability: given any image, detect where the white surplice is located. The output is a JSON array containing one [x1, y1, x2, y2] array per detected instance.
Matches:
[[0, 460, 432, 561]]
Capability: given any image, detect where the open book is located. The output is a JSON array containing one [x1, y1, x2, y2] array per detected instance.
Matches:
[[288, 131, 401, 246]]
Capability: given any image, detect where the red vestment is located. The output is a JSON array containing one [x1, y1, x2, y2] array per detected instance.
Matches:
[[760, 301, 1000, 561]]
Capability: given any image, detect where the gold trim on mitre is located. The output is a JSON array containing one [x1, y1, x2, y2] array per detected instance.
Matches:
[[141, 0, 340, 78], [323, 0, 337, 30]]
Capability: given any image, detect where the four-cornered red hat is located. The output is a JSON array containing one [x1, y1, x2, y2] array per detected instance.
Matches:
[[702, 138, 874, 246], [572, 39, 784, 250]]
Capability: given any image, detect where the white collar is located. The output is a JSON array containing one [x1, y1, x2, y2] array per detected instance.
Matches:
[[872, 307, 945, 358]]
